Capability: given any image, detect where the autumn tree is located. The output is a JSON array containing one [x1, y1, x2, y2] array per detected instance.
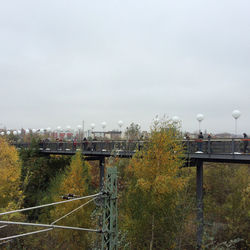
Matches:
[[125, 123, 141, 140], [121, 118, 189, 249], [0, 137, 25, 247], [0, 137, 22, 210], [37, 152, 97, 249]]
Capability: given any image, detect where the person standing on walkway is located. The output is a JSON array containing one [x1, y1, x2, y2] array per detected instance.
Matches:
[[243, 133, 248, 153], [197, 132, 204, 152]]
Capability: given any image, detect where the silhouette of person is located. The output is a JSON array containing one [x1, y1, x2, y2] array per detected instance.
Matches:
[[243, 133, 248, 153], [92, 137, 97, 151], [197, 132, 204, 152], [82, 137, 88, 151]]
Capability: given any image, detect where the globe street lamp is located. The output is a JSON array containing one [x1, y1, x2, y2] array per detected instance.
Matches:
[[196, 114, 204, 132], [118, 120, 123, 129], [101, 122, 107, 138], [118, 120, 123, 139], [91, 123, 95, 130], [232, 110, 241, 137], [101, 122, 107, 130]]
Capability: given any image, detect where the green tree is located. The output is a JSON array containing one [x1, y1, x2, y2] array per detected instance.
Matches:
[[19, 138, 71, 220], [203, 164, 250, 248]]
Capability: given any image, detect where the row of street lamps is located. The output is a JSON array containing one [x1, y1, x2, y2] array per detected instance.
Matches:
[[0, 121, 125, 137], [0, 111, 243, 137], [194, 110, 241, 135]]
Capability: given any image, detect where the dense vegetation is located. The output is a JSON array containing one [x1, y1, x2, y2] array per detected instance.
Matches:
[[0, 123, 249, 249]]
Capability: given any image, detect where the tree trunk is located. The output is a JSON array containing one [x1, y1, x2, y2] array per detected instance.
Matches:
[[149, 214, 155, 250]]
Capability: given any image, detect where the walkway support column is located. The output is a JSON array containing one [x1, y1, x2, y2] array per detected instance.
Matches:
[[99, 157, 105, 191], [196, 160, 204, 249]]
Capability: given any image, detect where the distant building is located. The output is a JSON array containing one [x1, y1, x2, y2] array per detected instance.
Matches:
[[91, 131, 122, 140]]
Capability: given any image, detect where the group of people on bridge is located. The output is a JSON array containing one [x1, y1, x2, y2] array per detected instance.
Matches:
[[187, 132, 249, 153]]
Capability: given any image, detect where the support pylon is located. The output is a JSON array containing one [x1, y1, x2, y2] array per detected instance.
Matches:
[[101, 167, 118, 250]]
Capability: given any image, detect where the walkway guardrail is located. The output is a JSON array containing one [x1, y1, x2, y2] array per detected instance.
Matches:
[[13, 138, 249, 155]]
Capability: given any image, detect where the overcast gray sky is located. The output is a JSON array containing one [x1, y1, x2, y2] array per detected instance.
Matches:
[[1, 0, 250, 134]]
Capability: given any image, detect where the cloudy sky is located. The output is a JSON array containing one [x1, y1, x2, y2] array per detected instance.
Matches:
[[0, 0, 249, 134]]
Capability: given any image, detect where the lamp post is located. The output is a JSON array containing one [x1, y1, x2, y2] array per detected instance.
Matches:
[[118, 120, 123, 139], [232, 110, 241, 137], [101, 122, 107, 138], [91, 123, 95, 138], [118, 120, 123, 129], [196, 114, 204, 132], [77, 125, 82, 140]]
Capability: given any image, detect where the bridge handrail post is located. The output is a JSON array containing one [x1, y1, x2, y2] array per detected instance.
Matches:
[[231, 138, 235, 154], [207, 138, 211, 154]]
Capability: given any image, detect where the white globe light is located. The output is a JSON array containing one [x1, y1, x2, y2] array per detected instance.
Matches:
[[101, 122, 107, 129], [25, 129, 29, 134], [66, 125, 71, 130], [0, 131, 5, 136], [172, 116, 180, 123], [40, 128, 44, 133], [32, 129, 36, 133], [196, 114, 204, 122], [77, 125, 82, 129], [13, 131, 17, 135], [17, 130, 21, 134], [7, 131, 11, 135], [91, 123, 95, 130], [57, 126, 61, 130], [232, 110, 241, 119], [118, 120, 123, 128], [47, 127, 51, 132]]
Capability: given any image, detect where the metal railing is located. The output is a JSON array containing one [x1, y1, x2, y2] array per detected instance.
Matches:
[[13, 138, 249, 155]]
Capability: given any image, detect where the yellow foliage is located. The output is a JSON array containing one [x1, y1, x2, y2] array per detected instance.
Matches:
[[128, 120, 187, 199], [47, 152, 94, 248], [0, 137, 22, 210]]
